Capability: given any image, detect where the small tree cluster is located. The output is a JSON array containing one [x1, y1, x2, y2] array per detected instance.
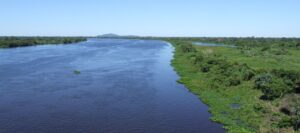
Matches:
[[180, 43, 196, 53], [255, 73, 293, 100]]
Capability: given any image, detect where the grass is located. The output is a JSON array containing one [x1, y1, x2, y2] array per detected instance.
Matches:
[[168, 39, 300, 133]]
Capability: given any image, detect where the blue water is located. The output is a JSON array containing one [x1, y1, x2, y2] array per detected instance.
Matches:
[[0, 39, 224, 133]]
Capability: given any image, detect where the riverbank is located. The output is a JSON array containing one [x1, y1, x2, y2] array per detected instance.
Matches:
[[167, 38, 300, 133], [0, 37, 87, 48]]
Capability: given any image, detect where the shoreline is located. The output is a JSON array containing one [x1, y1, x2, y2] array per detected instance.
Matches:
[[0, 37, 87, 48], [167, 38, 300, 133]]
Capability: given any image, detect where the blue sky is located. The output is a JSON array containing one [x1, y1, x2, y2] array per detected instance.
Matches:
[[0, 0, 299, 37]]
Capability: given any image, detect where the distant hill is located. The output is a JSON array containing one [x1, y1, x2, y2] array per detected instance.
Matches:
[[97, 33, 120, 38], [97, 34, 140, 38]]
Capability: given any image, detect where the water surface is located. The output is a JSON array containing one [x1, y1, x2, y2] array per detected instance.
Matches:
[[0, 39, 224, 133]]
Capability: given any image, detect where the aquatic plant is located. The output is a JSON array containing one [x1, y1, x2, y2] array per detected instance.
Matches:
[[73, 70, 81, 75]]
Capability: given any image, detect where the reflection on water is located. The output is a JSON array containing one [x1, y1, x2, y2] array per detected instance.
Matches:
[[0, 39, 224, 133]]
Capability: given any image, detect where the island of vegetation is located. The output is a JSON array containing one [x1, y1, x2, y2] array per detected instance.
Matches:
[[0, 37, 87, 48], [165, 37, 300, 133]]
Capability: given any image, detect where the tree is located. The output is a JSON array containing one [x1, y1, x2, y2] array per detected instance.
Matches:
[[255, 74, 292, 100], [180, 43, 196, 53]]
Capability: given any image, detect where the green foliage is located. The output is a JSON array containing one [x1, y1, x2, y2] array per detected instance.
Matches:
[[227, 77, 241, 86], [261, 78, 291, 100], [272, 69, 300, 83], [167, 37, 300, 132], [180, 43, 196, 53], [255, 73, 273, 90], [278, 104, 300, 130], [296, 42, 300, 49], [0, 37, 86, 48], [293, 106, 300, 130], [278, 116, 293, 128], [193, 52, 204, 65], [255, 74, 292, 100], [73, 70, 81, 75], [201, 64, 210, 73]]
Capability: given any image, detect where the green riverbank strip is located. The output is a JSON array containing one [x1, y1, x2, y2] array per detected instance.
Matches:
[[0, 37, 87, 48], [167, 38, 300, 133]]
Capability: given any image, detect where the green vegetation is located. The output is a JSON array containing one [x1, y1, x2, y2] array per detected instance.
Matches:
[[166, 37, 300, 133], [73, 70, 81, 75], [0, 37, 87, 48]]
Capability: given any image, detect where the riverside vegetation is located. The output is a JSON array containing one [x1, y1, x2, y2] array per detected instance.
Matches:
[[1, 36, 299, 132], [166, 38, 300, 133], [0, 37, 86, 48]]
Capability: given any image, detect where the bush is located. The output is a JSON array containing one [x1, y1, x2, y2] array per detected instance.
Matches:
[[180, 43, 196, 53], [261, 78, 291, 100], [278, 116, 293, 128], [271, 48, 287, 55], [255, 73, 292, 100], [261, 46, 270, 51], [296, 42, 300, 49], [255, 73, 273, 89], [194, 53, 204, 65], [296, 81, 300, 93], [238, 64, 256, 81], [227, 77, 241, 86], [292, 106, 300, 130], [271, 69, 300, 83], [201, 64, 210, 73], [272, 69, 300, 93], [280, 104, 300, 130]]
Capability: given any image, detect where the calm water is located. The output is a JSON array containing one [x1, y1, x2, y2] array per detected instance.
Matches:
[[0, 39, 224, 133]]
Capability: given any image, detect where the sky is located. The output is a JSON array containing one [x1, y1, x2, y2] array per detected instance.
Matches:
[[0, 0, 300, 37]]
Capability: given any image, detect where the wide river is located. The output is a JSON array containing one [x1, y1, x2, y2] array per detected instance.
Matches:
[[0, 39, 224, 133]]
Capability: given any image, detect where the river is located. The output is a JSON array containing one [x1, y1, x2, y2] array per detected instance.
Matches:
[[0, 39, 224, 133]]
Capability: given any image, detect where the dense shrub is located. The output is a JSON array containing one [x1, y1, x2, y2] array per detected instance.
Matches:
[[293, 106, 300, 130], [271, 69, 300, 83], [255, 74, 293, 100], [196, 56, 255, 87], [255, 73, 273, 89], [271, 69, 300, 93], [278, 116, 293, 128], [238, 64, 256, 81], [296, 81, 300, 93], [201, 64, 210, 72], [227, 77, 241, 86], [262, 78, 291, 100], [271, 48, 288, 55], [278, 100, 300, 130], [193, 53, 204, 65], [180, 43, 196, 53], [261, 46, 270, 52], [296, 42, 300, 49]]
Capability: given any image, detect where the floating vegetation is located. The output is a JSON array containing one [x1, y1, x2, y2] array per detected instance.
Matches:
[[73, 70, 81, 75]]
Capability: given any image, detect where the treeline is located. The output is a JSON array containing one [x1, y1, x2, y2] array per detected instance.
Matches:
[[164, 37, 300, 48], [0, 37, 87, 48], [170, 39, 300, 132]]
